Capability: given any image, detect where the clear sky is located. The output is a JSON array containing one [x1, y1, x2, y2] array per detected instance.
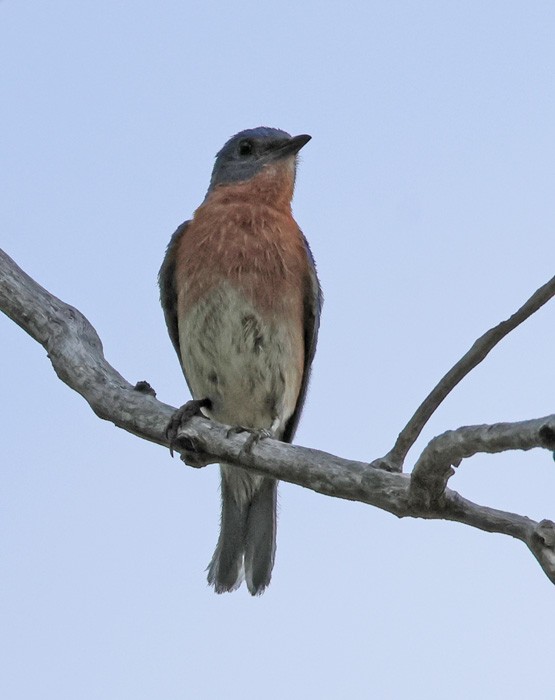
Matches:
[[2, 2, 555, 698]]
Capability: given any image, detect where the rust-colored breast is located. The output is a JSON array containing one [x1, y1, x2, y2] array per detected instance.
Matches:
[[175, 167, 308, 319]]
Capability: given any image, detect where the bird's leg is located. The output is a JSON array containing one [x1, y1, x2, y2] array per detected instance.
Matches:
[[226, 426, 273, 454], [165, 398, 212, 462]]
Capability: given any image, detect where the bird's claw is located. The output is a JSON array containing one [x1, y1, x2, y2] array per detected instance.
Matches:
[[165, 398, 211, 458], [226, 426, 272, 454]]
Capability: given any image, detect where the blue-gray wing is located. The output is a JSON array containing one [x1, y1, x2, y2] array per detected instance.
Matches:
[[282, 234, 323, 444], [158, 220, 190, 363]]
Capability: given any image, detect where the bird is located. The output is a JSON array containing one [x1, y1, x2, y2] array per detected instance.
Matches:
[[158, 127, 321, 595]]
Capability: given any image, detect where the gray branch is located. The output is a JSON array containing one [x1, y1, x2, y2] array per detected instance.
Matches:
[[384, 274, 555, 470], [410, 417, 555, 508], [1, 247, 555, 585]]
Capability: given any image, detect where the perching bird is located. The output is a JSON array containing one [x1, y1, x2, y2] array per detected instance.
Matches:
[[159, 127, 321, 595]]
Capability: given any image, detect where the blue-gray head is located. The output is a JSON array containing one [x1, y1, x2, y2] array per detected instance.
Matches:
[[208, 127, 311, 192]]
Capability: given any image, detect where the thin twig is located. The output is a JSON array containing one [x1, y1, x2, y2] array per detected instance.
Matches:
[[384, 276, 555, 470]]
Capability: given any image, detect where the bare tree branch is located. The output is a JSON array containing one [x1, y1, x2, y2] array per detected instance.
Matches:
[[409, 416, 555, 507], [384, 275, 555, 470], [1, 247, 555, 585]]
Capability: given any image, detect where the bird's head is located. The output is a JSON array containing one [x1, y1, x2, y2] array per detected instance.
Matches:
[[207, 127, 311, 193]]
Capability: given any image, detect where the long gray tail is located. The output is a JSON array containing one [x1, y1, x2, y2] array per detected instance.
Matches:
[[207, 465, 277, 595]]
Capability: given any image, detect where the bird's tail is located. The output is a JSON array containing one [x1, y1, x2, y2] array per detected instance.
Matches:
[[207, 464, 277, 595]]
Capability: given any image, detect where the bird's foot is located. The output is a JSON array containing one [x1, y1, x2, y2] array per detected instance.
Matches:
[[165, 398, 212, 459], [226, 426, 273, 454]]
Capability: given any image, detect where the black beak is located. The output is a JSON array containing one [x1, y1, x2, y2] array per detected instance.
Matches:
[[272, 134, 312, 158]]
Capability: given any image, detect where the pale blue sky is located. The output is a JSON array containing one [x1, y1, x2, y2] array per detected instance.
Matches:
[[2, 2, 555, 698]]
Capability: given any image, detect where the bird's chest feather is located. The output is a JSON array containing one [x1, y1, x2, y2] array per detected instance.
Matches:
[[176, 193, 307, 311], [174, 198, 307, 432]]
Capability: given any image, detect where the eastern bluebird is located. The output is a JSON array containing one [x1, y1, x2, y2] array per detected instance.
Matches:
[[159, 127, 321, 595]]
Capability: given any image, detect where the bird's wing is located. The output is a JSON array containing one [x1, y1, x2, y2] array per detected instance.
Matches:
[[282, 233, 323, 444], [158, 220, 190, 362]]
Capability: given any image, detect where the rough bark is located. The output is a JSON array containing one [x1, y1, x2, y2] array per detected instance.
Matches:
[[2, 248, 555, 584]]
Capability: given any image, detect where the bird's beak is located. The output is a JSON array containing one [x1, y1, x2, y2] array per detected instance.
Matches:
[[272, 134, 312, 158]]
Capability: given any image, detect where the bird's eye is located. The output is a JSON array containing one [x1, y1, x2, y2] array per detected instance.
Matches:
[[238, 140, 253, 156]]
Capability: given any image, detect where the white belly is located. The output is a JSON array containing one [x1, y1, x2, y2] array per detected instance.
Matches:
[[178, 283, 303, 438]]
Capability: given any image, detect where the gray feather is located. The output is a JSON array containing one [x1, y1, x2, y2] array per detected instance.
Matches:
[[158, 221, 190, 363], [207, 465, 276, 595], [244, 477, 277, 595], [206, 465, 249, 593]]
